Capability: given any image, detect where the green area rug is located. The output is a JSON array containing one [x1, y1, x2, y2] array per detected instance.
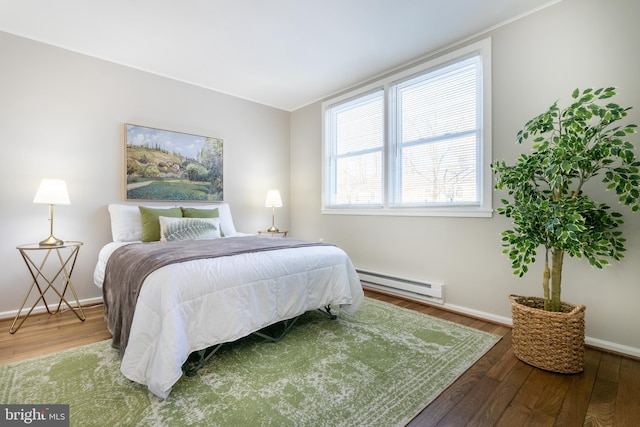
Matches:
[[0, 298, 500, 426]]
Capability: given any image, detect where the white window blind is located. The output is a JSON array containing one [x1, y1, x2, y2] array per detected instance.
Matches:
[[327, 91, 384, 205], [393, 56, 480, 206]]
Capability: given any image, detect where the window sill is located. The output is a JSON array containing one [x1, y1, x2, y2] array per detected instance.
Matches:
[[321, 207, 493, 218]]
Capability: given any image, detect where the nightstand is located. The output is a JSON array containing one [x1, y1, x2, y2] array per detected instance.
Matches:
[[11, 241, 86, 333], [258, 230, 288, 238]]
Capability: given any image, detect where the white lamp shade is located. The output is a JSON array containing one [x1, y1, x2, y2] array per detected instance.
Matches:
[[33, 179, 70, 205], [264, 189, 282, 208]]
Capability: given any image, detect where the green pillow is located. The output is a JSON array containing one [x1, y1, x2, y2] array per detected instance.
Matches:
[[181, 207, 223, 236], [181, 207, 219, 219], [139, 206, 182, 242]]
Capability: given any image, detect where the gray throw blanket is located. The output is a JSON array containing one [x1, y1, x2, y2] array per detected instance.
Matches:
[[102, 236, 330, 356]]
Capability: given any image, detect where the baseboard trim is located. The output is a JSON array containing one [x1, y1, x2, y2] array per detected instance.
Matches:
[[0, 297, 104, 321], [585, 337, 640, 359], [442, 303, 512, 326]]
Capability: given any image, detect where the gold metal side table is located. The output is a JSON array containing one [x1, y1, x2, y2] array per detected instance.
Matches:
[[257, 230, 288, 238], [11, 241, 86, 333]]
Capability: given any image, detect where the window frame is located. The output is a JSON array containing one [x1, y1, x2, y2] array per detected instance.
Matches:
[[322, 38, 492, 218]]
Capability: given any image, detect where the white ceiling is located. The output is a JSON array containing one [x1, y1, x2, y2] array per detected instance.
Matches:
[[0, 0, 558, 111]]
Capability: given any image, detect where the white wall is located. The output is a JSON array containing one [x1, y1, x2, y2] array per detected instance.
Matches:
[[0, 31, 290, 316], [290, 0, 640, 355]]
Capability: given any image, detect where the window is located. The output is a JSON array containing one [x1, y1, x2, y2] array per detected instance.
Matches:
[[327, 90, 384, 205], [323, 39, 492, 217]]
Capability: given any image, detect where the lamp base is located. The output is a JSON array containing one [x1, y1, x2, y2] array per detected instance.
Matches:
[[266, 225, 280, 233], [39, 235, 64, 246]]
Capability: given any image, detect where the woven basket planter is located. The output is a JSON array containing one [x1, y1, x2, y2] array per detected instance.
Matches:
[[509, 294, 586, 374]]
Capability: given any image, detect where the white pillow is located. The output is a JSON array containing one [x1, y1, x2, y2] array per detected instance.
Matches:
[[158, 216, 221, 241], [108, 204, 144, 242]]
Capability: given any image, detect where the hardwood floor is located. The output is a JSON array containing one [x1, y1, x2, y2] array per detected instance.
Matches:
[[0, 303, 111, 365], [0, 290, 638, 426]]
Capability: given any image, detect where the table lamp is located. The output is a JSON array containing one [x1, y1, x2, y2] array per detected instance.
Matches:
[[265, 189, 282, 232], [33, 178, 70, 246]]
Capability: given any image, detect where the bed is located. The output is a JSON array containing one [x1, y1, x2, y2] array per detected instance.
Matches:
[[93, 202, 364, 399]]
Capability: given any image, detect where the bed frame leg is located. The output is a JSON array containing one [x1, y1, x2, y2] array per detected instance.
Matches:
[[252, 315, 301, 343], [318, 305, 337, 320], [182, 343, 224, 377]]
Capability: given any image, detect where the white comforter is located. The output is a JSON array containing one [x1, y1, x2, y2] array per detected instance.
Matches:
[[94, 238, 364, 399]]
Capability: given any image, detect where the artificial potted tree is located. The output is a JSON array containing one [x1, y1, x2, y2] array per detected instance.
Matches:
[[491, 87, 639, 373]]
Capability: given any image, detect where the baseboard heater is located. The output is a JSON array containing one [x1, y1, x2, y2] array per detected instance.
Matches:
[[357, 270, 444, 305]]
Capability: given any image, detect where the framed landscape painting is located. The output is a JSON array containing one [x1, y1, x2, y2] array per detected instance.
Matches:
[[125, 124, 223, 201]]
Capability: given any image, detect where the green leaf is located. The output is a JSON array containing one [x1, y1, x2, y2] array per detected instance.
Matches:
[[581, 93, 595, 103]]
